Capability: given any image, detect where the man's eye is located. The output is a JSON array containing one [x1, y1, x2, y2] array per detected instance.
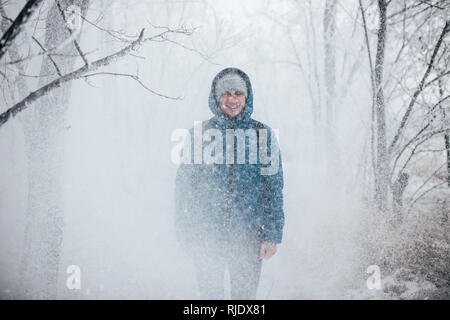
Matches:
[[235, 92, 243, 96]]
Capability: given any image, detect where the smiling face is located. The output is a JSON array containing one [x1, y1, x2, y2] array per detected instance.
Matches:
[[218, 90, 246, 117]]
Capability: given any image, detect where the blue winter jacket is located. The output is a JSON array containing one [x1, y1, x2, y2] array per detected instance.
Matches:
[[174, 68, 284, 244]]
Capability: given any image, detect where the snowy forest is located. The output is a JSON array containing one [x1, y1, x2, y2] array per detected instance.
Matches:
[[0, 0, 449, 299]]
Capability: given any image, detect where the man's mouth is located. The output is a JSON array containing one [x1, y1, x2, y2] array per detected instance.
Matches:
[[223, 104, 241, 110]]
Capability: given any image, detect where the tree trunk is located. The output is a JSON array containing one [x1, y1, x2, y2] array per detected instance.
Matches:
[[444, 125, 450, 189], [439, 78, 450, 187], [19, 0, 90, 299], [374, 0, 389, 211], [323, 0, 340, 178]]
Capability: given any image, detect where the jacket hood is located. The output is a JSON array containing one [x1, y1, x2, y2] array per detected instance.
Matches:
[[208, 68, 254, 123]]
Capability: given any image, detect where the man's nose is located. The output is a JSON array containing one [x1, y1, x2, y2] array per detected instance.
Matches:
[[228, 94, 238, 102]]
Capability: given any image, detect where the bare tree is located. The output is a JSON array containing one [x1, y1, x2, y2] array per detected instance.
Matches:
[[373, 0, 389, 211], [18, 0, 92, 299], [323, 0, 339, 177]]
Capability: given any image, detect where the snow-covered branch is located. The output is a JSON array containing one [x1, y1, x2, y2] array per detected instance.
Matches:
[[0, 28, 145, 128], [0, 0, 44, 61]]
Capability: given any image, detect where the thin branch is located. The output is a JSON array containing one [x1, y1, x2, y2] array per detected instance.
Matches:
[[80, 14, 136, 43], [73, 40, 88, 65], [388, 0, 447, 21], [407, 181, 447, 215], [82, 72, 181, 100], [32, 36, 62, 76], [17, 72, 55, 78], [424, 69, 450, 89], [390, 123, 430, 179], [3, 47, 98, 66], [153, 36, 215, 63], [2, 29, 80, 66]]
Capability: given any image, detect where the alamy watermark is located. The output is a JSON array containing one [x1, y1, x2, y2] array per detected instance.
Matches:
[[366, 265, 381, 290], [171, 121, 280, 175], [66, 265, 81, 290]]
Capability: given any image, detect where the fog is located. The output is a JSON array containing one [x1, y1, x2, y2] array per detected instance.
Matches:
[[1, 0, 448, 299]]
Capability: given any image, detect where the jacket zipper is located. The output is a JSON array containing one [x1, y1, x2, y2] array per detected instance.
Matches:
[[225, 164, 233, 231], [225, 119, 235, 231]]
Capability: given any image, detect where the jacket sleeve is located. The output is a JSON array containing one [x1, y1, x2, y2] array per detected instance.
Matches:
[[261, 131, 285, 244]]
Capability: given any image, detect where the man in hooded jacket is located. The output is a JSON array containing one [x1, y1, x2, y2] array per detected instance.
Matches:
[[174, 67, 284, 299]]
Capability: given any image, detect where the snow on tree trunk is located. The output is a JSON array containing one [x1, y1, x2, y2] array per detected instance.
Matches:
[[438, 78, 450, 187], [19, 0, 90, 299], [323, 0, 340, 179], [374, 0, 389, 212]]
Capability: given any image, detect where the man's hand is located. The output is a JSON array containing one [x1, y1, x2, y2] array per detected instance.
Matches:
[[259, 241, 277, 259]]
